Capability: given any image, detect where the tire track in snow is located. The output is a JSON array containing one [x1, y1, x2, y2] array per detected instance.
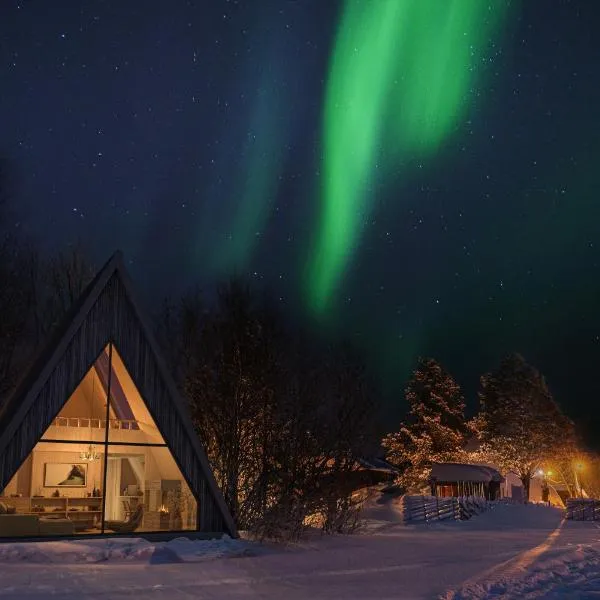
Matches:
[[442, 518, 566, 599]]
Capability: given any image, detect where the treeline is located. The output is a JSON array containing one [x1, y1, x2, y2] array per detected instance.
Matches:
[[383, 356, 587, 502]]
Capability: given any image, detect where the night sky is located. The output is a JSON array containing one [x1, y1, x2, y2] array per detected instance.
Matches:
[[2, 1, 600, 443]]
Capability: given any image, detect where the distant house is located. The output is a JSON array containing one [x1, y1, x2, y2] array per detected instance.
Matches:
[[354, 457, 399, 490], [319, 457, 399, 497], [430, 463, 504, 500]]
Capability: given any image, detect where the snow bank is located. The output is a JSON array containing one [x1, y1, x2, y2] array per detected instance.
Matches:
[[0, 534, 253, 564]]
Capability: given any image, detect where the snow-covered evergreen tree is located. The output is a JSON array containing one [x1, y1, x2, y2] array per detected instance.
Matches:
[[382, 358, 468, 492], [475, 353, 572, 501]]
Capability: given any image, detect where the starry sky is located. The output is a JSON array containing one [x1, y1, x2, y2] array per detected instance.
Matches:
[[2, 1, 600, 443]]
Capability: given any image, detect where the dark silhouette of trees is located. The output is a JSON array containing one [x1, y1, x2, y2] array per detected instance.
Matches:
[[0, 158, 35, 399], [0, 157, 96, 402], [30, 242, 95, 343]]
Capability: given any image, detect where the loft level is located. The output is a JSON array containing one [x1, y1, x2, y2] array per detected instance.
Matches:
[[52, 416, 139, 430]]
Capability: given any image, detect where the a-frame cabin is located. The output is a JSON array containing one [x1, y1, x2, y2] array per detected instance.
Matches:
[[0, 251, 236, 539]]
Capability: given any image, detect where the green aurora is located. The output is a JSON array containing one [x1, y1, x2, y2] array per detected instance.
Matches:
[[307, 0, 512, 315], [209, 80, 288, 275]]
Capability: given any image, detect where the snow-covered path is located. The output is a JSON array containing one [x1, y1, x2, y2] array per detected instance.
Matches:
[[449, 520, 600, 599], [0, 502, 580, 599]]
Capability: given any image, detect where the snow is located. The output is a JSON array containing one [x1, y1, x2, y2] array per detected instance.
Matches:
[[447, 520, 600, 599], [0, 534, 251, 564], [431, 462, 504, 483], [0, 495, 598, 599]]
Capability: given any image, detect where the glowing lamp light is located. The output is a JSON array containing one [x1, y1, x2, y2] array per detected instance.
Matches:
[[159, 505, 169, 515], [80, 444, 100, 462]]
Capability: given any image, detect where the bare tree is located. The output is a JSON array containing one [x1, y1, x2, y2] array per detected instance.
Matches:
[[159, 279, 379, 539], [255, 342, 377, 539], [31, 242, 95, 342], [187, 279, 282, 526], [0, 244, 36, 399], [544, 439, 589, 499]]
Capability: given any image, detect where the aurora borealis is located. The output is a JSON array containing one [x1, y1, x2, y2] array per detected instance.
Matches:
[[308, 0, 511, 313], [2, 0, 600, 441]]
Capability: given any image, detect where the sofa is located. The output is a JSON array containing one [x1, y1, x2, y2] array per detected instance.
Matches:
[[0, 502, 76, 537], [0, 514, 40, 537]]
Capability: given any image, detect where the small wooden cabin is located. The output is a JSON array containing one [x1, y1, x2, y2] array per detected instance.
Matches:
[[317, 457, 398, 497], [430, 463, 504, 501]]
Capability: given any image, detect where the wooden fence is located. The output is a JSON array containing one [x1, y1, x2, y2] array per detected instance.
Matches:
[[565, 498, 600, 521], [401, 495, 488, 524]]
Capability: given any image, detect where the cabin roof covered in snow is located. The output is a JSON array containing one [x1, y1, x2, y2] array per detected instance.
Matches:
[[430, 462, 504, 483], [357, 457, 399, 473]]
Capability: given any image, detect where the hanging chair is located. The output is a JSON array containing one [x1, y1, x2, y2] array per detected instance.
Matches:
[[104, 504, 144, 533]]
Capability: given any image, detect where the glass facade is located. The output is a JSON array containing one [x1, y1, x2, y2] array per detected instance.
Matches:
[[0, 344, 198, 537], [104, 446, 197, 533], [41, 347, 111, 444]]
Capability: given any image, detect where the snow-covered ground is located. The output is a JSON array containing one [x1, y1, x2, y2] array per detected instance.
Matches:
[[0, 495, 598, 599], [448, 519, 600, 599]]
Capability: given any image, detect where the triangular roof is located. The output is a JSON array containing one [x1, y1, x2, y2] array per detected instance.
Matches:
[[0, 251, 236, 537]]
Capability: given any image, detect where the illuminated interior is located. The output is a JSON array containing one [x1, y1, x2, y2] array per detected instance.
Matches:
[[0, 344, 197, 537]]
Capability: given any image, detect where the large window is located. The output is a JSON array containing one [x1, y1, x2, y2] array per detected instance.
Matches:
[[0, 344, 197, 537]]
